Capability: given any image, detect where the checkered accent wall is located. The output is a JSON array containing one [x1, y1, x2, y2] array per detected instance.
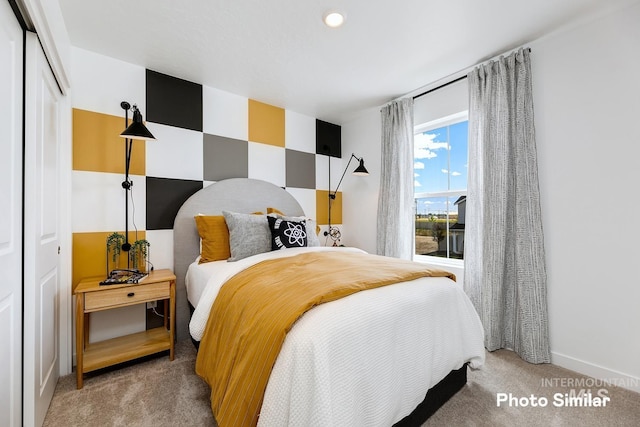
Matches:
[[71, 66, 344, 289]]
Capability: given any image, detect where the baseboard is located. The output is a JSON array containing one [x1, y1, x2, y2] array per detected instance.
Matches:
[[551, 351, 640, 393]]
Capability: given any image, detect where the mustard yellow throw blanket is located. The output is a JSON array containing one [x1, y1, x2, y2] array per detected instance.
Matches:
[[195, 250, 455, 427]]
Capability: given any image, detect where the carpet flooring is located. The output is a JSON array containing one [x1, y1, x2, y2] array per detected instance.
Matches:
[[44, 340, 639, 426]]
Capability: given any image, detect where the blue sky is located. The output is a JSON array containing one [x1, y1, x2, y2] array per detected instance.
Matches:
[[414, 121, 468, 215]]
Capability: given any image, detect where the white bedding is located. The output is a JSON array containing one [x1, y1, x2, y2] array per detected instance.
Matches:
[[187, 247, 485, 426], [187, 246, 366, 340]]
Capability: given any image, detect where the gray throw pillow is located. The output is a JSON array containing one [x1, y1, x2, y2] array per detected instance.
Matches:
[[222, 211, 271, 261]]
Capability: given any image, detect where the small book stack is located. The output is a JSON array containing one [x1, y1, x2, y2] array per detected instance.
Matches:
[[100, 269, 148, 286]]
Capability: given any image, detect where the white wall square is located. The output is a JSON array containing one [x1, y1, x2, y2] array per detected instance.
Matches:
[[315, 154, 344, 191], [145, 122, 203, 180], [248, 142, 286, 187], [284, 187, 317, 219], [285, 110, 316, 153], [145, 229, 174, 270], [72, 171, 146, 233], [71, 47, 146, 117], [203, 86, 248, 141]]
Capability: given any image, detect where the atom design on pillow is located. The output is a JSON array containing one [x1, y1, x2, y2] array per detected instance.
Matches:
[[283, 221, 306, 246]]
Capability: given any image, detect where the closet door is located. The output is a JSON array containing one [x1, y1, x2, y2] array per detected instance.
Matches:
[[0, 2, 24, 427], [23, 31, 62, 427]]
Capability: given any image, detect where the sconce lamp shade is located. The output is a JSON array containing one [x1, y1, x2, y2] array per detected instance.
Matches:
[[352, 158, 369, 176], [120, 106, 156, 140]]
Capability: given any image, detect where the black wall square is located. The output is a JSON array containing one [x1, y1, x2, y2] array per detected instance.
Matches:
[[146, 177, 203, 230], [146, 69, 203, 132], [316, 119, 341, 158]]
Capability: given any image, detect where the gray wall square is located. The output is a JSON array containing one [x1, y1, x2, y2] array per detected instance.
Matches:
[[203, 133, 248, 181], [286, 149, 316, 189]]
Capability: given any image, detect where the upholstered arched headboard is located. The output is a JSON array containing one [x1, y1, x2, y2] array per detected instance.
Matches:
[[172, 178, 305, 340]]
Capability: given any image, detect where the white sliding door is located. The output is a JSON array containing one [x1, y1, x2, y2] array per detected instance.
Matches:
[[23, 31, 62, 427], [0, 2, 24, 427]]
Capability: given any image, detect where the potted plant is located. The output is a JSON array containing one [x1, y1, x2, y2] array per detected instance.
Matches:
[[106, 232, 125, 274], [130, 239, 150, 272]]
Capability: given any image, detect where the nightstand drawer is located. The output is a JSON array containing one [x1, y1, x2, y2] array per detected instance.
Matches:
[[84, 281, 170, 311]]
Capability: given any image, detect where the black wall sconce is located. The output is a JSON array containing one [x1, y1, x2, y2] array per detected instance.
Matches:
[[325, 152, 369, 245], [118, 101, 155, 257]]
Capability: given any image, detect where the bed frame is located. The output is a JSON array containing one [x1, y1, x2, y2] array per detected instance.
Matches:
[[172, 178, 466, 426], [173, 178, 305, 340]]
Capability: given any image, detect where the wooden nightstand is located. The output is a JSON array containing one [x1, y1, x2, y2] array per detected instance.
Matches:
[[74, 269, 176, 389]]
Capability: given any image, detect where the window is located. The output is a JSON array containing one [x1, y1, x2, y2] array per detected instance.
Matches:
[[414, 111, 468, 262]]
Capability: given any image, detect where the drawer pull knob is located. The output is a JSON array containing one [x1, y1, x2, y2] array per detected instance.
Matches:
[[127, 292, 135, 297]]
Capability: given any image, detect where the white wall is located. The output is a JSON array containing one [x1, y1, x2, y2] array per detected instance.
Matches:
[[529, 2, 640, 389], [342, 107, 382, 253], [342, 2, 640, 391]]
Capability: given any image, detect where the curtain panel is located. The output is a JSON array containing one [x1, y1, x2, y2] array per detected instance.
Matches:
[[377, 98, 414, 259], [464, 48, 551, 364]]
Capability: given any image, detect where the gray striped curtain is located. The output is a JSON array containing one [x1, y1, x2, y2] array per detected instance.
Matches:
[[377, 98, 414, 259], [464, 48, 550, 363]]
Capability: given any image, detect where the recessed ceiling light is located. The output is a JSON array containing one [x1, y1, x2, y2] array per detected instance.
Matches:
[[323, 11, 346, 28]]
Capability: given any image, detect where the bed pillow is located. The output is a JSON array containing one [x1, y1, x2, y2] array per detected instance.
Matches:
[[266, 207, 286, 216], [222, 211, 272, 261], [267, 216, 307, 250], [266, 207, 321, 247], [194, 215, 230, 263]]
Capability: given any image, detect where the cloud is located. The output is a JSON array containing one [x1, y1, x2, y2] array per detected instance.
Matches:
[[414, 132, 448, 160], [416, 148, 438, 160], [414, 161, 424, 170], [414, 173, 420, 177], [440, 168, 462, 176], [414, 180, 421, 187]]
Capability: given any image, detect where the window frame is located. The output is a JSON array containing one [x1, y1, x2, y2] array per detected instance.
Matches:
[[413, 111, 468, 267]]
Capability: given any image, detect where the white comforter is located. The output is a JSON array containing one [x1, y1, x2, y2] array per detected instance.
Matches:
[[187, 247, 485, 427]]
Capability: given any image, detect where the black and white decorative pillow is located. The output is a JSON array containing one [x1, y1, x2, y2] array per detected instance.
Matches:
[[267, 216, 307, 250]]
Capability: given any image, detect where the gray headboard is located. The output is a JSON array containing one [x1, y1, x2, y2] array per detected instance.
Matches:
[[172, 178, 304, 340]]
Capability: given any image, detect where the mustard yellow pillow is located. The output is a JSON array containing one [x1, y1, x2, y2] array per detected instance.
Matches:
[[194, 215, 230, 263], [266, 207, 285, 215]]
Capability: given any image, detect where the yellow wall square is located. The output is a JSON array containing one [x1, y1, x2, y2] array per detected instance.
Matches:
[[73, 108, 146, 175], [316, 190, 342, 226], [72, 231, 146, 291], [248, 99, 285, 147]]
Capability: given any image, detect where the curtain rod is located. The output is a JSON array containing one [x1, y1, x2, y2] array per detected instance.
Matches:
[[411, 47, 532, 101], [412, 75, 467, 100]]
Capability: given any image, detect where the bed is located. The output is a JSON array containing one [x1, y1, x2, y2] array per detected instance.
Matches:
[[173, 178, 485, 427]]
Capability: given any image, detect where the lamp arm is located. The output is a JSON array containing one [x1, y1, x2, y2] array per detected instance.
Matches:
[[124, 139, 132, 184], [121, 104, 131, 185], [121, 102, 132, 254], [330, 154, 361, 199]]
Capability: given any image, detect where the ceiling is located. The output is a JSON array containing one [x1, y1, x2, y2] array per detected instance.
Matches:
[[58, 0, 632, 124]]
